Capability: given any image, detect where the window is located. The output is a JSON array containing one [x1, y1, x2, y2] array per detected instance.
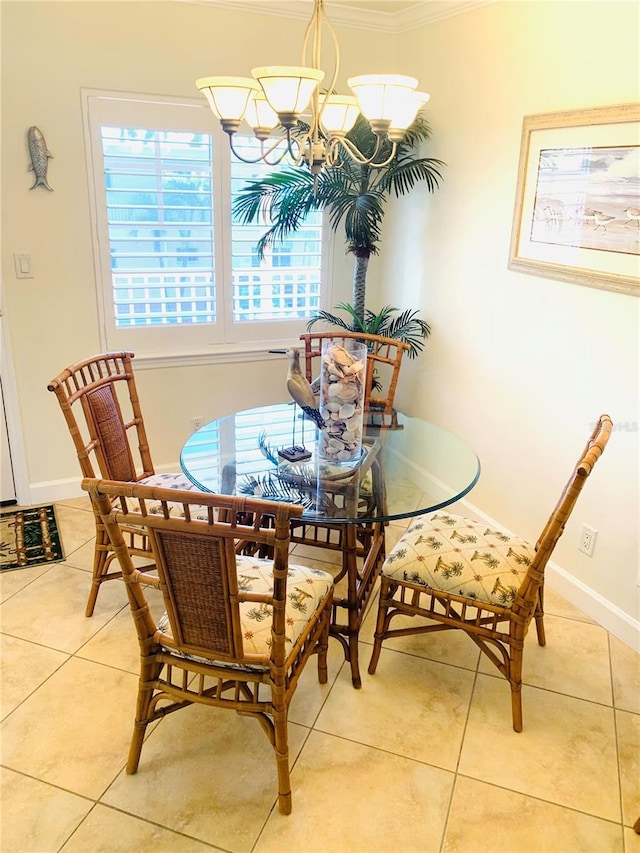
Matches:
[[84, 92, 330, 360]]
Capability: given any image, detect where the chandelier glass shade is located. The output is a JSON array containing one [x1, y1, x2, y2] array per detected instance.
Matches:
[[195, 0, 429, 174]]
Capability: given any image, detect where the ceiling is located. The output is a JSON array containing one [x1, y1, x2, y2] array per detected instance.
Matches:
[[200, 0, 492, 32]]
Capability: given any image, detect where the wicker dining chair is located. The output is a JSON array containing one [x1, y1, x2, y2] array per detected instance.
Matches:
[[48, 351, 199, 616], [83, 478, 333, 815], [299, 331, 410, 426], [368, 414, 613, 731]]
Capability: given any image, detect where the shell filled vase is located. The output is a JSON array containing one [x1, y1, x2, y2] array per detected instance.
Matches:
[[318, 340, 367, 464]]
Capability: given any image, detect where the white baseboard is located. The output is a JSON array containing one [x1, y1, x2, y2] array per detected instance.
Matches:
[[28, 468, 640, 653], [29, 477, 86, 505], [546, 560, 640, 652], [29, 463, 183, 506]]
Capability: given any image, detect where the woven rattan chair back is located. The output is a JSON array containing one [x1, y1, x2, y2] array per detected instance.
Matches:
[[48, 351, 153, 482], [368, 414, 613, 731], [48, 352, 156, 616], [299, 331, 410, 421], [83, 478, 333, 814]]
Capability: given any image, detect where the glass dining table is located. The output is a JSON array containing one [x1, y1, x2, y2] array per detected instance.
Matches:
[[181, 402, 480, 688]]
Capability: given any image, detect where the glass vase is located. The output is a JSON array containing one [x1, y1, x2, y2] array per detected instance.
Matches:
[[318, 339, 367, 465]]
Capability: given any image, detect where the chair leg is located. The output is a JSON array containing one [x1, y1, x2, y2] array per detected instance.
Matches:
[[86, 522, 113, 617], [127, 721, 149, 775], [342, 525, 363, 689], [317, 611, 330, 685], [126, 657, 157, 774], [368, 576, 392, 675], [273, 706, 292, 815], [509, 642, 525, 733]]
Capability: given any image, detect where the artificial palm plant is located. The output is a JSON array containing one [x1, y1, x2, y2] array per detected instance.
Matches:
[[232, 114, 444, 355]]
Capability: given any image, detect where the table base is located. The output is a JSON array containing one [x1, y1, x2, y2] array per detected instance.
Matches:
[[290, 519, 385, 688]]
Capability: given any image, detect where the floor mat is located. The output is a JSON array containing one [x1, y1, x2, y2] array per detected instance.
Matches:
[[0, 504, 64, 571]]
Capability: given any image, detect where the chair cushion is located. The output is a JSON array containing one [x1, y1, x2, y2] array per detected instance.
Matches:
[[139, 472, 211, 520], [382, 512, 535, 608], [157, 555, 333, 665]]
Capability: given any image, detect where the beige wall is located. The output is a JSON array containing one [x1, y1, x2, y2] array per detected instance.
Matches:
[[383, 1, 639, 629], [1, 1, 638, 637], [0, 0, 381, 490]]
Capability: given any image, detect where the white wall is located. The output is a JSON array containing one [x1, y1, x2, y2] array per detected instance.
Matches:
[[383, 0, 640, 641], [2, 1, 638, 643]]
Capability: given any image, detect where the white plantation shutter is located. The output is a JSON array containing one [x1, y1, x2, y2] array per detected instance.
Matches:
[[102, 126, 216, 329], [84, 92, 329, 358], [231, 138, 322, 324]]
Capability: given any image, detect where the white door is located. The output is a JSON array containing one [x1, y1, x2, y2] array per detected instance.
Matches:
[[0, 375, 16, 503]]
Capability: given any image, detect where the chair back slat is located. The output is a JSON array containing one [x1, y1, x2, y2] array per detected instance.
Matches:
[[299, 331, 410, 415]]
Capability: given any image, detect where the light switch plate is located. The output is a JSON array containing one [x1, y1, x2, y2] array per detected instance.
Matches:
[[14, 253, 34, 279]]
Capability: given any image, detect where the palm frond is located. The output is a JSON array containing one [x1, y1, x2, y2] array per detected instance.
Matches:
[[257, 431, 280, 467], [237, 472, 317, 510], [232, 168, 318, 258], [306, 304, 430, 358], [306, 308, 354, 332]]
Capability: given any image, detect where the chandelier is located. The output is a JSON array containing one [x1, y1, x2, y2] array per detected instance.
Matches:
[[196, 0, 430, 176]]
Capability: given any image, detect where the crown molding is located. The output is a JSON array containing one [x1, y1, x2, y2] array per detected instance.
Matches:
[[188, 0, 495, 33]]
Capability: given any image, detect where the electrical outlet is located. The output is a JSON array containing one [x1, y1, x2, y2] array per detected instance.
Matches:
[[578, 524, 597, 557], [190, 416, 205, 434]]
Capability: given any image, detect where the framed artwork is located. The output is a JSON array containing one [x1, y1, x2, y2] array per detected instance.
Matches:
[[509, 103, 640, 296]]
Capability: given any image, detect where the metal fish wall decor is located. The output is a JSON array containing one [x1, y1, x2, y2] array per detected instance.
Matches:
[[27, 126, 53, 191]]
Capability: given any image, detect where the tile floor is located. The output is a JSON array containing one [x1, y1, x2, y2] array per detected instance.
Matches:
[[1, 498, 639, 853]]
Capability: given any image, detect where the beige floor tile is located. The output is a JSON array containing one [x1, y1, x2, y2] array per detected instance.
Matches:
[[61, 538, 97, 573], [384, 480, 427, 516], [102, 703, 308, 853], [544, 584, 596, 623], [1, 657, 138, 799], [55, 496, 93, 512], [616, 709, 640, 827], [610, 635, 640, 714], [287, 640, 346, 728], [76, 587, 165, 674], [443, 776, 624, 852], [315, 648, 475, 770], [290, 541, 343, 567], [384, 520, 410, 550], [477, 613, 612, 704], [55, 505, 99, 555], [75, 605, 143, 674], [0, 634, 68, 719], [0, 768, 93, 853], [459, 674, 620, 821], [0, 564, 128, 653], [60, 804, 220, 853], [256, 729, 454, 853], [624, 826, 640, 851], [360, 603, 481, 671], [0, 562, 54, 603]]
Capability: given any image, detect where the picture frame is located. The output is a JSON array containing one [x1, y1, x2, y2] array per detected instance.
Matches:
[[509, 103, 640, 296]]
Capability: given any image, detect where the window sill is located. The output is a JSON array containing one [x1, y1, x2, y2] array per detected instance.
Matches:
[[133, 341, 299, 370]]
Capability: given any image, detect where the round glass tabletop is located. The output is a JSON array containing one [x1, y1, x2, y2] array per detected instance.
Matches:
[[180, 402, 480, 524]]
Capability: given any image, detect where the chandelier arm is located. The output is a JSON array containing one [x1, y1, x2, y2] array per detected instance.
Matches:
[[228, 134, 290, 165], [332, 134, 398, 169]]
